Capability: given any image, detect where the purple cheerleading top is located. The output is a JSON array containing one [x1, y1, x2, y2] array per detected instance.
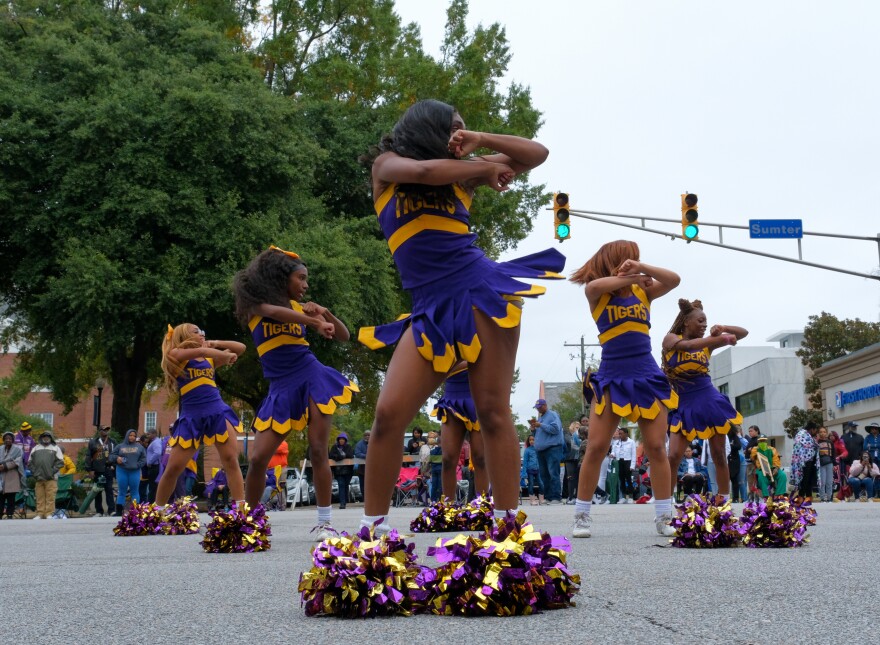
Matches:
[[591, 285, 653, 359], [663, 336, 714, 393], [248, 300, 311, 379], [374, 183, 486, 290], [176, 357, 225, 410]]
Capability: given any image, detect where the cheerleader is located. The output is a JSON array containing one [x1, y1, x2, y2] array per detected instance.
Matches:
[[358, 99, 564, 531], [569, 241, 680, 538], [663, 299, 747, 500], [433, 363, 487, 501], [233, 247, 358, 540], [156, 324, 245, 506]]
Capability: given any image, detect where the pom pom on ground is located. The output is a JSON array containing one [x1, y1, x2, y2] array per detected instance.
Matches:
[[200, 502, 271, 553], [410, 495, 494, 533], [160, 497, 200, 535], [422, 511, 580, 616], [670, 494, 740, 548], [738, 495, 812, 548], [113, 501, 167, 536], [299, 524, 426, 618]]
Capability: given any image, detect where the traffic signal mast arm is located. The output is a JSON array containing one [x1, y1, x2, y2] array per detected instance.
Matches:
[[549, 206, 880, 282]]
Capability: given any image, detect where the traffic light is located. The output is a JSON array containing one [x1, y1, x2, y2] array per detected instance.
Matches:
[[553, 192, 571, 242], [681, 193, 698, 240]]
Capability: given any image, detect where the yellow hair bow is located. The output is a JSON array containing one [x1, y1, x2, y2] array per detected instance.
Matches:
[[269, 244, 300, 260], [166, 324, 174, 340]]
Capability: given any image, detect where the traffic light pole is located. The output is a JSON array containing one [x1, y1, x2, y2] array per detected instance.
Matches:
[[558, 208, 880, 282]]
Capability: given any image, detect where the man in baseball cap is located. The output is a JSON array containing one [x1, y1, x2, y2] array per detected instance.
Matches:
[[864, 421, 880, 465], [528, 398, 564, 504], [14, 421, 36, 467]]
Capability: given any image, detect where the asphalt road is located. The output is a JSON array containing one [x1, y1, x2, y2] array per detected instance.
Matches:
[[1, 501, 870, 644]]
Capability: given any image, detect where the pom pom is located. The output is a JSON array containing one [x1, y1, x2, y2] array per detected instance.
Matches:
[[410, 495, 494, 533], [670, 494, 740, 548], [422, 511, 580, 616], [112, 498, 201, 537], [738, 495, 812, 548], [298, 524, 426, 618], [113, 501, 166, 536], [200, 502, 271, 553]]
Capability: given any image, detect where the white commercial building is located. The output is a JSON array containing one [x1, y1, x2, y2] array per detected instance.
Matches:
[[709, 331, 809, 464], [814, 341, 880, 435]]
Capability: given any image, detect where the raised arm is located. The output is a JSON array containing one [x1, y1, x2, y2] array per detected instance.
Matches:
[[372, 152, 513, 197], [168, 346, 242, 367], [662, 332, 740, 353], [301, 302, 351, 342], [448, 130, 549, 175], [206, 340, 247, 355], [617, 260, 681, 301], [709, 325, 749, 341], [584, 274, 654, 311]]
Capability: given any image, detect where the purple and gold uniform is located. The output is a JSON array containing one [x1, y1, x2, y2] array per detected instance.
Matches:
[[358, 183, 566, 372], [583, 285, 677, 421], [250, 300, 358, 434], [169, 357, 241, 450], [664, 337, 743, 441], [431, 366, 479, 432]]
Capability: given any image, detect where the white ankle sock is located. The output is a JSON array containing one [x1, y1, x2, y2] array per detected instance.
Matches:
[[360, 513, 385, 528], [654, 498, 672, 516], [317, 506, 331, 523], [575, 499, 592, 515]]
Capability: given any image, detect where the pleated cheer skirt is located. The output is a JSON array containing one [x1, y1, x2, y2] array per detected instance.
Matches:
[[253, 352, 359, 435], [359, 249, 565, 373], [668, 381, 743, 441], [170, 400, 242, 450], [583, 352, 678, 422]]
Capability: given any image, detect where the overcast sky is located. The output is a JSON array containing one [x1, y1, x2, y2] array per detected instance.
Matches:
[[394, 0, 880, 423]]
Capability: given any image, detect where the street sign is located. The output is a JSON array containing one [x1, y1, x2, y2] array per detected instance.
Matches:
[[749, 219, 803, 239]]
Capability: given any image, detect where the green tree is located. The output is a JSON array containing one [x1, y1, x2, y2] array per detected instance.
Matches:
[[0, 0, 319, 429], [551, 383, 587, 431], [783, 312, 880, 437]]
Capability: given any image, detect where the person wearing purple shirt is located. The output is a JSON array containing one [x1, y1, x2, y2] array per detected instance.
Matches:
[[206, 469, 229, 510], [14, 421, 36, 468]]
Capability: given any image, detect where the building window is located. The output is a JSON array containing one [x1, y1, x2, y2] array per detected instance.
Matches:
[[32, 413, 54, 428], [144, 411, 157, 433], [735, 388, 765, 416], [718, 383, 729, 396]]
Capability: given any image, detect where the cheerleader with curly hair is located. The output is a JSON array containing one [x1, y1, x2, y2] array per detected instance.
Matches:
[[234, 247, 358, 540]]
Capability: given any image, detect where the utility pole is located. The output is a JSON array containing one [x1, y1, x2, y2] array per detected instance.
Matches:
[[564, 335, 601, 413]]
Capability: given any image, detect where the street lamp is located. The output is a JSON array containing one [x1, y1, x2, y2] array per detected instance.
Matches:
[[94, 378, 107, 432]]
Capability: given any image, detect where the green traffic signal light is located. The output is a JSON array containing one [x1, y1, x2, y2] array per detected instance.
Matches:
[[556, 223, 570, 238], [683, 223, 699, 239]]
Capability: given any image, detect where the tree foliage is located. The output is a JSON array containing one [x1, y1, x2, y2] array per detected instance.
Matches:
[[782, 312, 880, 436], [0, 0, 547, 435]]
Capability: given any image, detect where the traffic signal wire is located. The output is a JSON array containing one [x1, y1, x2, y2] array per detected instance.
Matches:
[[547, 208, 880, 282]]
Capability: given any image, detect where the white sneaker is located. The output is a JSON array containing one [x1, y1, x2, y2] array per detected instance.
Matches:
[[358, 520, 392, 537], [311, 522, 336, 541], [33, 516, 44, 520], [648, 497, 655, 503], [620, 498, 630, 504], [654, 514, 676, 537], [572, 512, 592, 538]]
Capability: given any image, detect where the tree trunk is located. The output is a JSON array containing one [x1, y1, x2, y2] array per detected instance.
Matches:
[[107, 336, 151, 433]]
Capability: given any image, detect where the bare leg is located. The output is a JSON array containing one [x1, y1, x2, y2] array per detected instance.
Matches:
[[155, 445, 197, 505], [215, 423, 245, 501], [667, 431, 689, 498], [467, 312, 521, 511], [638, 411, 671, 500], [441, 417, 466, 499], [245, 430, 286, 509], [708, 433, 731, 496], [364, 329, 447, 517], [576, 396, 620, 501], [469, 429, 488, 496], [307, 400, 333, 508]]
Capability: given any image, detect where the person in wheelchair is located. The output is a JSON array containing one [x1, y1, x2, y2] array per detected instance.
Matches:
[[677, 446, 707, 496], [1, 431, 26, 519]]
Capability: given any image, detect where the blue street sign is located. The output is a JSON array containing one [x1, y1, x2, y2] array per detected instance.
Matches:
[[749, 219, 803, 239]]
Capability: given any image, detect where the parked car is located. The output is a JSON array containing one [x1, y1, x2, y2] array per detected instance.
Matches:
[[307, 476, 362, 505], [286, 468, 310, 508]]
